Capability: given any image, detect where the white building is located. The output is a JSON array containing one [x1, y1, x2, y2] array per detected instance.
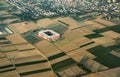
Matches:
[[38, 30, 60, 41], [0, 31, 3, 35]]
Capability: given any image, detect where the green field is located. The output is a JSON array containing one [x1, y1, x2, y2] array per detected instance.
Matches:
[[94, 27, 110, 33], [94, 53, 120, 68], [0, 15, 18, 21], [94, 24, 120, 33], [0, 68, 15, 73], [107, 44, 120, 53], [0, 64, 13, 69], [87, 45, 120, 68], [51, 58, 76, 71], [110, 24, 120, 33], [22, 31, 42, 44], [48, 52, 66, 61], [20, 68, 51, 76], [85, 33, 103, 39], [48, 23, 68, 35], [15, 60, 47, 67], [0, 37, 7, 40], [0, 41, 11, 44]]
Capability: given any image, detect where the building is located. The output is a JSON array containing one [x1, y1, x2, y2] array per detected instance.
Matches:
[[38, 30, 60, 41], [0, 27, 13, 36], [107, 0, 117, 3]]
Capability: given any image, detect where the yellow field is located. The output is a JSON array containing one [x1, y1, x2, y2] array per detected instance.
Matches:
[[35, 40, 62, 57], [8, 23, 29, 34], [84, 20, 105, 30], [37, 18, 55, 27], [94, 18, 116, 26], [101, 31, 120, 39], [6, 34, 27, 44], [56, 17, 79, 29], [92, 37, 115, 46]]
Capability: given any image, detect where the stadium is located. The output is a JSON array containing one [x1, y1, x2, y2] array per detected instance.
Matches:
[[38, 30, 60, 41]]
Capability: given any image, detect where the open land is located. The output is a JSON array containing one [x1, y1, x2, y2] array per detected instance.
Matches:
[[0, 0, 120, 77]]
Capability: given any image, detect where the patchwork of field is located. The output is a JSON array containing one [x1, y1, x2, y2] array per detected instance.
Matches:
[[55, 17, 80, 29], [8, 21, 37, 34], [94, 18, 116, 27], [87, 45, 120, 68], [0, 12, 120, 77], [34, 40, 77, 72], [84, 20, 105, 30], [100, 31, 120, 39], [0, 35, 54, 77]]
